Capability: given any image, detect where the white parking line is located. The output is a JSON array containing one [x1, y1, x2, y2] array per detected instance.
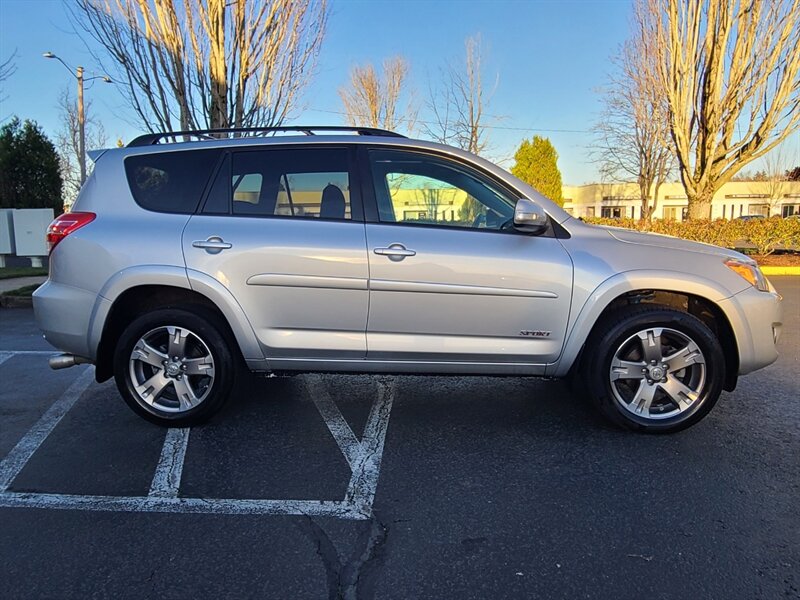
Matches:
[[0, 367, 94, 492], [0, 350, 57, 368], [345, 378, 395, 513], [148, 427, 191, 498], [0, 491, 364, 518], [305, 376, 361, 468], [0, 361, 395, 520]]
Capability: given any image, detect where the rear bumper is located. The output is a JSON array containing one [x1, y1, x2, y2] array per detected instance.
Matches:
[[32, 280, 98, 360], [719, 284, 782, 376]]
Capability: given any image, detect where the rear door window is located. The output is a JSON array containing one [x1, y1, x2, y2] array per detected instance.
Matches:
[[203, 147, 354, 220], [125, 149, 222, 214]]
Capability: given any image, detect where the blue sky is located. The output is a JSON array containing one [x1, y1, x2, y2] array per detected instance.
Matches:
[[1, 0, 795, 184]]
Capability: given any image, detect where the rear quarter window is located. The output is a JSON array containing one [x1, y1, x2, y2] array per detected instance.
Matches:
[[125, 149, 221, 213]]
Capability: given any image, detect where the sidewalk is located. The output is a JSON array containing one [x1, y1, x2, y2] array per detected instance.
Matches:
[[0, 276, 47, 295]]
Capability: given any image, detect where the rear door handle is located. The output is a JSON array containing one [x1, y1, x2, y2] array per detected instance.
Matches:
[[373, 243, 416, 262], [192, 236, 232, 254]]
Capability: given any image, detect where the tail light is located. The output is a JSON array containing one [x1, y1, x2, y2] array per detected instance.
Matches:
[[46, 212, 96, 254]]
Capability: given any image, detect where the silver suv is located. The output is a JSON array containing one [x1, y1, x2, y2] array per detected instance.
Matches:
[[33, 126, 782, 433]]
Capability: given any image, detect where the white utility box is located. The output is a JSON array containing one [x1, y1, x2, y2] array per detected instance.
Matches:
[[0, 209, 14, 268], [12, 209, 54, 265], [0, 209, 14, 254]]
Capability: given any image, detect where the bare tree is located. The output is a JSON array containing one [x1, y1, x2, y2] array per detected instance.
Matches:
[[0, 50, 17, 102], [425, 34, 497, 223], [418, 184, 444, 222], [649, 0, 800, 219], [425, 34, 496, 156], [339, 57, 416, 132], [594, 0, 673, 221], [56, 87, 107, 207], [0, 51, 15, 83], [71, 0, 329, 133], [754, 146, 792, 215]]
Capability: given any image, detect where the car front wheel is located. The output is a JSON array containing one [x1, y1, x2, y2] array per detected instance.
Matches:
[[113, 308, 235, 426], [582, 305, 726, 433]]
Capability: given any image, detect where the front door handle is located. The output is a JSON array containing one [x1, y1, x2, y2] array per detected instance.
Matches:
[[192, 236, 232, 254], [374, 243, 416, 262]]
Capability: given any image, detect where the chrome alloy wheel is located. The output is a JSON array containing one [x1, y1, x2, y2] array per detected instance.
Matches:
[[128, 326, 216, 413], [608, 327, 706, 420]]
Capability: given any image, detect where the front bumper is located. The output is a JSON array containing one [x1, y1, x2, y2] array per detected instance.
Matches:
[[719, 284, 782, 376]]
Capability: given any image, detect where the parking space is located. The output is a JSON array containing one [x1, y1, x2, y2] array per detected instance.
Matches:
[[0, 278, 798, 599], [0, 366, 391, 519]]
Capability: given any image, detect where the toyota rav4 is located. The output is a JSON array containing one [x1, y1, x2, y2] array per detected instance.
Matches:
[[33, 126, 783, 433]]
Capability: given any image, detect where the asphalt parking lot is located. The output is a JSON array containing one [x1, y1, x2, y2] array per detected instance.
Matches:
[[0, 278, 797, 599]]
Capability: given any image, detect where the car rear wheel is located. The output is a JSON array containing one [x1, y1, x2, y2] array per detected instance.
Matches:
[[582, 305, 725, 433], [113, 308, 235, 426]]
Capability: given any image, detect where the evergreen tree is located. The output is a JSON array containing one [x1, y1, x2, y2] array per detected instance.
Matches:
[[0, 117, 63, 211], [511, 136, 564, 206]]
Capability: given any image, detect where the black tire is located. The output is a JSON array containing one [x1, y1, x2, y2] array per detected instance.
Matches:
[[581, 305, 725, 433], [113, 308, 235, 426]]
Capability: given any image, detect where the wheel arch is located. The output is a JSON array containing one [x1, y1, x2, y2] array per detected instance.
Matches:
[[554, 271, 740, 391], [90, 267, 265, 382]]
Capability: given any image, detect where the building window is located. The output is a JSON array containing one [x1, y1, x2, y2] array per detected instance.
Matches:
[[782, 204, 799, 217], [663, 206, 681, 221], [585, 206, 595, 217], [601, 207, 622, 219], [749, 204, 769, 217]]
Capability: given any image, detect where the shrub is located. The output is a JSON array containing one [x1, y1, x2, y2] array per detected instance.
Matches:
[[582, 217, 800, 255]]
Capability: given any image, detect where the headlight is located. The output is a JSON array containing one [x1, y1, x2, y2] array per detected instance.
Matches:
[[724, 258, 769, 292]]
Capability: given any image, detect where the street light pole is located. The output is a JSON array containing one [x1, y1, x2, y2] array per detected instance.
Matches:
[[43, 53, 111, 187], [76, 66, 86, 185]]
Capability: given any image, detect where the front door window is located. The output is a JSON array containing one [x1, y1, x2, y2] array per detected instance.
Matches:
[[368, 149, 516, 231]]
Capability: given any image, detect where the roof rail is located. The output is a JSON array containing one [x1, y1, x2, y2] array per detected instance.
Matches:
[[127, 126, 405, 147]]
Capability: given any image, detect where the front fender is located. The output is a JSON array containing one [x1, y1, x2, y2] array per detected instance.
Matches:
[[547, 269, 740, 377]]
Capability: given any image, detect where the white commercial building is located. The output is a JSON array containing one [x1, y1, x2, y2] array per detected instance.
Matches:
[[562, 180, 800, 220]]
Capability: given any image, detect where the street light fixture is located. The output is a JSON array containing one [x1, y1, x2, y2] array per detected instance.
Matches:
[[43, 52, 112, 186]]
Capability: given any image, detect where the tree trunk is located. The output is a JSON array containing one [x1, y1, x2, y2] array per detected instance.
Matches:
[[639, 195, 652, 221], [687, 187, 713, 220], [649, 180, 662, 223]]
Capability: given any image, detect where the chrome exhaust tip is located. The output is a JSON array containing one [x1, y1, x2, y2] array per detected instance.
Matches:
[[49, 354, 92, 370]]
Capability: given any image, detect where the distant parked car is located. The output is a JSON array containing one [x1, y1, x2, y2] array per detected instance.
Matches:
[[33, 126, 783, 433], [737, 214, 766, 221]]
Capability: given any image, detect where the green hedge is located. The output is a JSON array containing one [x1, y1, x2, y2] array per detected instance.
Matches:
[[583, 217, 800, 255]]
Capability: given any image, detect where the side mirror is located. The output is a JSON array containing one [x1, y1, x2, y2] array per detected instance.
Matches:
[[513, 198, 549, 235]]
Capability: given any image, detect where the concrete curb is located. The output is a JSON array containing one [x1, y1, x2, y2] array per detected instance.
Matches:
[[0, 275, 47, 294], [760, 266, 800, 276], [0, 276, 44, 308], [0, 295, 32, 309]]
